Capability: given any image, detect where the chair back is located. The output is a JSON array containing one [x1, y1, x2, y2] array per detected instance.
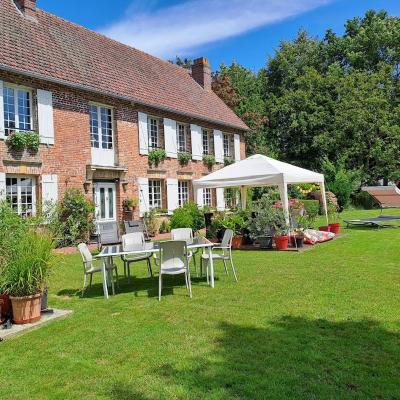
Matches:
[[98, 222, 120, 247], [171, 228, 193, 244], [221, 229, 234, 249], [124, 220, 144, 234], [159, 240, 187, 272], [78, 243, 93, 271], [122, 232, 145, 252]]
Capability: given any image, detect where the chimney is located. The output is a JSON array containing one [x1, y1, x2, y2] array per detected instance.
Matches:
[[191, 57, 211, 91], [14, 0, 37, 20]]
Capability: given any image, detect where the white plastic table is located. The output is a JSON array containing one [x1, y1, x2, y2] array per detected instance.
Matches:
[[95, 237, 216, 299]]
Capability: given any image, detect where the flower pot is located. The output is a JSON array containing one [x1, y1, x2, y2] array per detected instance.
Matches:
[[10, 293, 42, 324], [231, 235, 243, 249], [274, 235, 289, 250], [0, 294, 11, 321], [318, 225, 331, 232], [258, 236, 273, 249], [295, 235, 304, 248], [328, 223, 340, 234]]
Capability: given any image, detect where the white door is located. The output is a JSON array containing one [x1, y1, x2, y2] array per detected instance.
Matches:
[[93, 182, 117, 222]]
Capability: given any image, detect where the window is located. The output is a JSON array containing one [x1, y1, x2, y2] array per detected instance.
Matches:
[[3, 85, 32, 136], [89, 104, 113, 149], [223, 134, 231, 158], [177, 123, 188, 152], [202, 129, 210, 155], [225, 188, 236, 209], [203, 188, 212, 207], [6, 176, 36, 217], [149, 179, 162, 209], [178, 181, 189, 207], [148, 117, 160, 149]]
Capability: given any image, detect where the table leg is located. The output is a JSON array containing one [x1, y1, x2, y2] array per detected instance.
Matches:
[[208, 245, 214, 288], [101, 259, 109, 300], [108, 256, 115, 295]]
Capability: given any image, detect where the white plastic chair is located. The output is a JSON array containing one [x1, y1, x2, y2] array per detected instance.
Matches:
[[159, 240, 192, 301], [121, 232, 153, 280], [78, 243, 118, 295], [200, 229, 238, 282], [171, 228, 198, 273]]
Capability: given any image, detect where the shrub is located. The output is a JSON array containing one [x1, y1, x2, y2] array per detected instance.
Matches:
[[159, 219, 171, 234], [302, 200, 320, 217], [178, 152, 191, 166], [224, 157, 234, 166], [219, 213, 246, 236], [24, 132, 40, 152], [144, 209, 160, 237], [352, 190, 378, 210], [203, 154, 216, 168], [170, 202, 205, 232], [148, 149, 166, 167], [57, 189, 95, 246], [6, 131, 40, 152]]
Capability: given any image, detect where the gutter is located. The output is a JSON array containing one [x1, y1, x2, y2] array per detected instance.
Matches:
[[0, 64, 249, 132]]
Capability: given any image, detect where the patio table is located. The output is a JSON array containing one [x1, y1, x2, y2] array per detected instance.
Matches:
[[95, 237, 216, 299]]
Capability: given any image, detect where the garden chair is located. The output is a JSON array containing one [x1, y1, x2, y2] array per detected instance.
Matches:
[[121, 232, 153, 280], [158, 240, 192, 301], [200, 229, 238, 282], [78, 243, 118, 295], [170, 228, 198, 274], [97, 222, 121, 250], [124, 220, 150, 240]]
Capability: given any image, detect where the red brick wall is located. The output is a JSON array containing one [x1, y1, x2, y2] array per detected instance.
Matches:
[[0, 70, 247, 220]]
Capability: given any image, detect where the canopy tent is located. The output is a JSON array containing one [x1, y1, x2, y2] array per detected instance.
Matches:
[[193, 154, 328, 224]]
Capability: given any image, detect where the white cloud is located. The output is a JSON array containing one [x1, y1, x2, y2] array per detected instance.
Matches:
[[100, 0, 332, 58]]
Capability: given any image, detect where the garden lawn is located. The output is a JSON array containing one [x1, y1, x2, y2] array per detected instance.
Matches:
[[1, 209, 400, 400]]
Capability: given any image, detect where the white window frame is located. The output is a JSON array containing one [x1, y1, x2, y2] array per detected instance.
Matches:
[[148, 116, 160, 149], [223, 133, 231, 158], [177, 123, 188, 152], [3, 83, 33, 136], [178, 181, 189, 207], [89, 102, 114, 150], [202, 129, 210, 155], [149, 179, 162, 210], [203, 188, 212, 207], [5, 175, 36, 217]]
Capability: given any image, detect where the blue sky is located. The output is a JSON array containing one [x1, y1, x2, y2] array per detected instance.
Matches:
[[37, 0, 400, 72]]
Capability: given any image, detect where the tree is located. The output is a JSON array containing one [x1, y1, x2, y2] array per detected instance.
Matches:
[[168, 56, 192, 71]]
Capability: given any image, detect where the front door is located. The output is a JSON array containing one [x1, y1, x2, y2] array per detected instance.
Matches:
[[93, 182, 117, 223]]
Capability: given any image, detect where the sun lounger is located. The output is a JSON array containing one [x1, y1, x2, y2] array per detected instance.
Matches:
[[344, 186, 400, 228]]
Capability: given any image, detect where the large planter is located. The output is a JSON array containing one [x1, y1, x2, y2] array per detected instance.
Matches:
[[258, 236, 273, 249], [231, 235, 243, 249], [328, 223, 340, 235], [274, 235, 289, 250], [318, 225, 331, 232], [10, 293, 42, 324], [0, 294, 11, 321]]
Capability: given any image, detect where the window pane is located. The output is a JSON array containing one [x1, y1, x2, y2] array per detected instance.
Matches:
[[17, 90, 31, 131], [100, 107, 113, 150], [149, 180, 162, 209], [100, 188, 106, 219], [203, 188, 212, 207], [223, 134, 230, 157], [89, 105, 99, 148], [148, 118, 159, 149], [178, 181, 189, 207], [6, 177, 34, 217], [202, 130, 209, 155], [4, 87, 15, 136], [177, 124, 186, 152], [108, 187, 114, 219]]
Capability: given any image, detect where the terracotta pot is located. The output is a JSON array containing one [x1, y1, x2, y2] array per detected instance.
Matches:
[[0, 294, 11, 320], [274, 235, 289, 250], [318, 225, 331, 232], [10, 293, 42, 324], [328, 223, 340, 234], [231, 235, 243, 249]]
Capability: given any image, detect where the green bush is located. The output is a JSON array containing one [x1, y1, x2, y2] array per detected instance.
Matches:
[[178, 152, 191, 166], [159, 219, 171, 234], [170, 202, 205, 232], [219, 213, 246, 236], [203, 154, 216, 168], [6, 131, 40, 152], [302, 200, 320, 217], [352, 191, 378, 210], [148, 149, 166, 167]]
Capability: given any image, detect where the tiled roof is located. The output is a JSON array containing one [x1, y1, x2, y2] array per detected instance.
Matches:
[[0, 0, 248, 130]]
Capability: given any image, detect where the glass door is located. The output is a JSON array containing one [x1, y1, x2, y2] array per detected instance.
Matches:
[[93, 182, 116, 222]]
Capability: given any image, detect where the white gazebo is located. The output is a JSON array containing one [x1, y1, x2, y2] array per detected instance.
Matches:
[[193, 154, 328, 224]]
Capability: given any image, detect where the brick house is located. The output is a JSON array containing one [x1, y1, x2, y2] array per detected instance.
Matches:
[[0, 0, 248, 224]]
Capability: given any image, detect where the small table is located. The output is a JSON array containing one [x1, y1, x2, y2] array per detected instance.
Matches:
[[96, 237, 216, 299]]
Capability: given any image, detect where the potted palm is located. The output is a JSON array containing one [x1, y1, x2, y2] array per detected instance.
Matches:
[[1, 229, 56, 324], [327, 201, 341, 234]]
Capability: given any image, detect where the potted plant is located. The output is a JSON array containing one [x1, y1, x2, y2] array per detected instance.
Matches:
[[292, 215, 314, 248], [270, 206, 289, 250], [123, 197, 138, 211], [0, 229, 56, 324], [220, 213, 246, 249], [327, 200, 341, 234]]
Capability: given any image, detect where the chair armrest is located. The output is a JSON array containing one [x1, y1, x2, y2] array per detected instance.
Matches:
[[212, 246, 230, 250]]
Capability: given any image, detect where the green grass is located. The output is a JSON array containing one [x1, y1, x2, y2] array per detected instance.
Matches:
[[1, 209, 400, 399]]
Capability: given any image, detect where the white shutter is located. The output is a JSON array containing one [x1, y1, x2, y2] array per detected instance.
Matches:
[[138, 112, 149, 155], [164, 118, 177, 158], [138, 177, 149, 216], [196, 188, 203, 208], [41, 174, 58, 212], [214, 130, 224, 163], [0, 172, 6, 201], [0, 81, 4, 139], [37, 89, 54, 145], [167, 178, 179, 214], [234, 134, 241, 161], [190, 124, 203, 160], [216, 188, 225, 211]]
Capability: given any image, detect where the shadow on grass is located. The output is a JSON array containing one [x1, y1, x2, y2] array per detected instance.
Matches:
[[108, 316, 400, 399]]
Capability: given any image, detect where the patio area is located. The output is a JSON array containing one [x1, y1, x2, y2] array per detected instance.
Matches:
[[1, 209, 399, 399]]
